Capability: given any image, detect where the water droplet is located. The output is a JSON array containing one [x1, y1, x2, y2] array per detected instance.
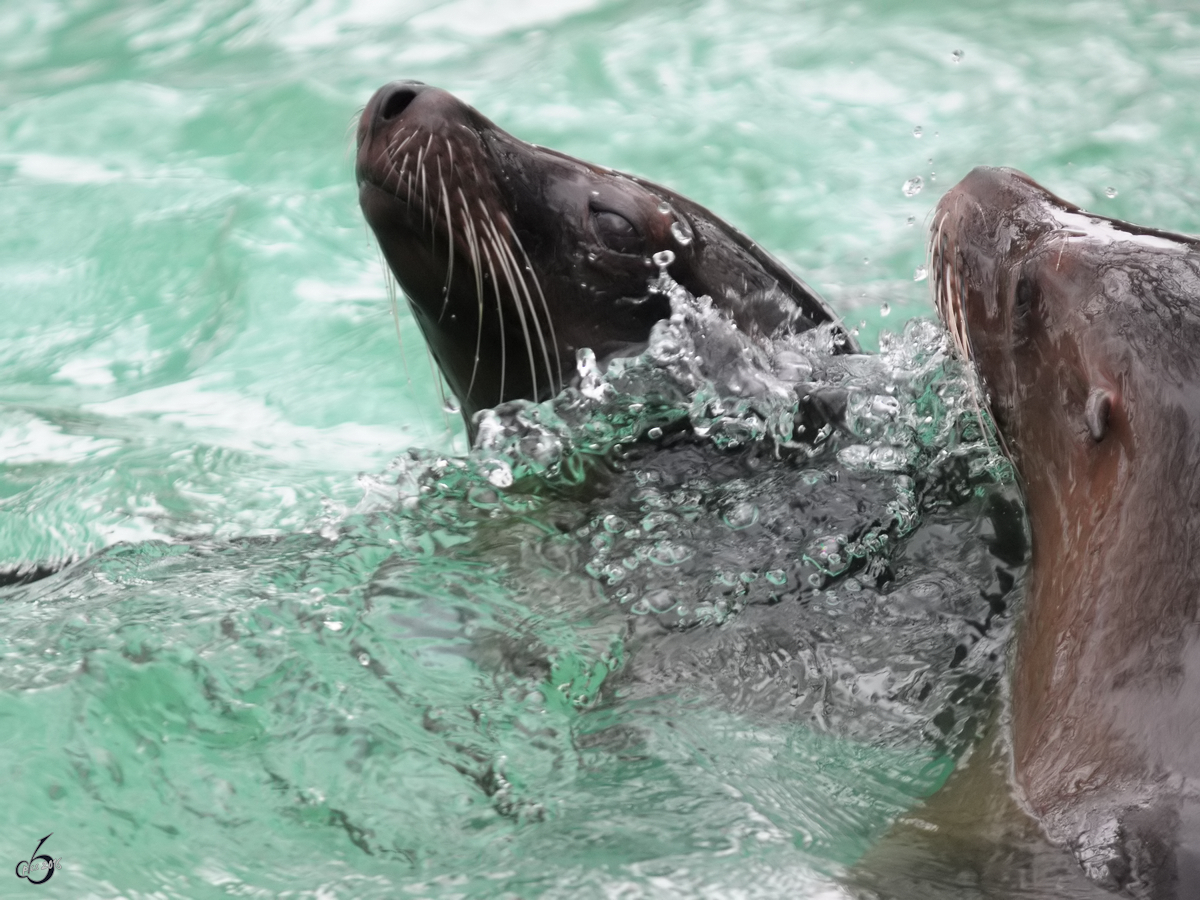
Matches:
[[880, 302, 891, 316], [670, 220, 694, 246], [913, 265, 928, 282], [1104, 186, 1118, 198], [912, 125, 923, 138], [952, 49, 964, 63], [902, 176, 923, 197], [906, 215, 916, 226], [358, 652, 371, 666], [483, 460, 514, 488]]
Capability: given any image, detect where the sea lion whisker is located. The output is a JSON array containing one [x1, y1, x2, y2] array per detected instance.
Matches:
[[430, 156, 444, 237], [385, 134, 415, 184], [476, 230, 508, 404], [415, 146, 426, 231], [436, 168, 454, 324], [418, 136, 433, 233], [384, 137, 407, 193], [388, 129, 415, 155], [345, 111, 366, 160], [503, 216, 562, 394], [377, 248, 413, 384], [458, 188, 487, 401], [394, 151, 411, 204], [480, 209, 539, 400], [498, 219, 555, 399]]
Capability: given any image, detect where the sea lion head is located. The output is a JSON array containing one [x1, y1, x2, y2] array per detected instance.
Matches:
[[356, 81, 853, 435], [931, 166, 1200, 475]]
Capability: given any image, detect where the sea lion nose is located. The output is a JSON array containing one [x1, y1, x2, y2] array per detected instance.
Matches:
[[358, 80, 428, 146], [376, 81, 426, 122]]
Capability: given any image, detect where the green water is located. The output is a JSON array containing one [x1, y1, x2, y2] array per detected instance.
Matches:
[[2, 1, 1198, 897]]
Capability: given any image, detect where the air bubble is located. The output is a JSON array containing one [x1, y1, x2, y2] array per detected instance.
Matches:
[[442, 399, 460, 415], [670, 220, 694, 246], [358, 652, 371, 666], [1104, 186, 1118, 198], [913, 265, 928, 282], [912, 126, 923, 138], [902, 177, 923, 197], [952, 49, 964, 62], [652, 249, 675, 272], [602, 514, 628, 534], [880, 301, 891, 316], [647, 426, 663, 440], [906, 215, 916, 226], [721, 502, 760, 530]]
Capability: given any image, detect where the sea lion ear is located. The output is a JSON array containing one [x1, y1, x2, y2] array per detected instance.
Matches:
[[1085, 387, 1114, 442]]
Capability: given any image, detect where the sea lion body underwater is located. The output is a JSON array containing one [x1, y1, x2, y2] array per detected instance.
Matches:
[[932, 166, 1200, 898], [355, 81, 856, 437]]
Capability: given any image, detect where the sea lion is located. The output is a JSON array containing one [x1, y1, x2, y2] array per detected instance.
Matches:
[[355, 81, 856, 435], [931, 166, 1200, 898]]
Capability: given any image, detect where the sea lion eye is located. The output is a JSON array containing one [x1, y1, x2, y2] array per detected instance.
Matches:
[[592, 210, 645, 255]]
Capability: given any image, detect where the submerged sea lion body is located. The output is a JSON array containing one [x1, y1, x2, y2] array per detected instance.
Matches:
[[932, 166, 1200, 897], [355, 81, 855, 434]]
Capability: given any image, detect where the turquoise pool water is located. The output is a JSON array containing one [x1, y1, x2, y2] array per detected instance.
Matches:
[[3, 1, 1198, 897]]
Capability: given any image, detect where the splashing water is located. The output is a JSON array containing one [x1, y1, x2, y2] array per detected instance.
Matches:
[[2, 270, 1020, 896]]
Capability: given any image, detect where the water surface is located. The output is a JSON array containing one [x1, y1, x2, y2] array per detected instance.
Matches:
[[3, 1, 1198, 896]]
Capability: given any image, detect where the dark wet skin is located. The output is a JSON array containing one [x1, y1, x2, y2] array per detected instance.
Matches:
[[355, 81, 856, 438], [932, 166, 1200, 898]]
